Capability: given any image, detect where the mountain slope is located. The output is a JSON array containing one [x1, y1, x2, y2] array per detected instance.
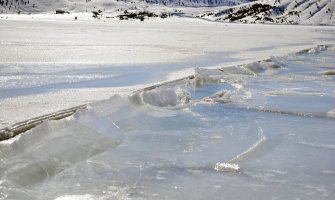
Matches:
[[0, 0, 129, 13], [144, 0, 252, 7], [0, 0, 334, 25], [200, 0, 335, 25], [0, 0, 252, 13]]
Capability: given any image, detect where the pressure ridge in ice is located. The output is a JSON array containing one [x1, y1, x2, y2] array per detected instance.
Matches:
[[1, 45, 335, 199]]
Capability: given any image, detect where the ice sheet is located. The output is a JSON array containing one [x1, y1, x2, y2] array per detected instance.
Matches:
[[1, 45, 335, 199], [1, 18, 335, 128]]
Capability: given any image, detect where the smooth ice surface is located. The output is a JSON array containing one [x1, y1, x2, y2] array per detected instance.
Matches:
[[1, 45, 334, 200]]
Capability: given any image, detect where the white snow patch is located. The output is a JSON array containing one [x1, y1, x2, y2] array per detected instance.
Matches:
[[214, 162, 240, 172], [54, 194, 95, 200]]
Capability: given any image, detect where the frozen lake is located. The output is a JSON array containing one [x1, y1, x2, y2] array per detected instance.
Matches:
[[1, 44, 335, 199], [1, 17, 335, 128], [0, 17, 335, 199]]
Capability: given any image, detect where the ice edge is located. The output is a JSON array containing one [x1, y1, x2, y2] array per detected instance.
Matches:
[[0, 44, 333, 141]]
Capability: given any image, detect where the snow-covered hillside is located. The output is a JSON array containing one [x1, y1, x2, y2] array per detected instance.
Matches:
[[0, 0, 334, 24], [0, 0, 252, 14], [200, 0, 335, 25], [0, 0, 134, 13], [144, 0, 252, 7]]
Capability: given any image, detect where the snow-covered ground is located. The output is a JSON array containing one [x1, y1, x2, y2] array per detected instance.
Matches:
[[1, 15, 335, 129]]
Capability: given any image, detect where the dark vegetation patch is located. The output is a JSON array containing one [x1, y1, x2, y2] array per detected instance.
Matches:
[[224, 4, 275, 22], [92, 9, 102, 18], [55, 9, 70, 14], [117, 10, 165, 21]]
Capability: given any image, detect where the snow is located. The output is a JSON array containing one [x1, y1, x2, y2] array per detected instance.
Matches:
[[54, 194, 95, 200], [204, 0, 335, 25], [1, 16, 335, 128]]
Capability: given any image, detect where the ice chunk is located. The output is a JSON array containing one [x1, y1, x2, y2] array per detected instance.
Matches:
[[327, 109, 335, 119], [244, 60, 280, 75], [307, 45, 327, 54], [194, 68, 226, 87], [219, 66, 255, 76], [129, 86, 191, 107], [214, 162, 240, 172], [0, 116, 122, 188]]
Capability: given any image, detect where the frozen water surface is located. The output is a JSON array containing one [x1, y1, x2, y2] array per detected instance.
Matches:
[[1, 18, 335, 128], [1, 46, 335, 199]]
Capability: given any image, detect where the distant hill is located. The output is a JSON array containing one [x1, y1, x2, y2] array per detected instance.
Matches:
[[0, 0, 253, 13], [199, 0, 335, 25], [0, 0, 122, 13], [144, 0, 253, 7], [0, 0, 334, 25]]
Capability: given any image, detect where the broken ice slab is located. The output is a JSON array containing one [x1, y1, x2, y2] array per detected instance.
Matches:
[[0, 112, 122, 189], [1, 45, 335, 199], [192, 46, 335, 118], [30, 102, 335, 200]]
